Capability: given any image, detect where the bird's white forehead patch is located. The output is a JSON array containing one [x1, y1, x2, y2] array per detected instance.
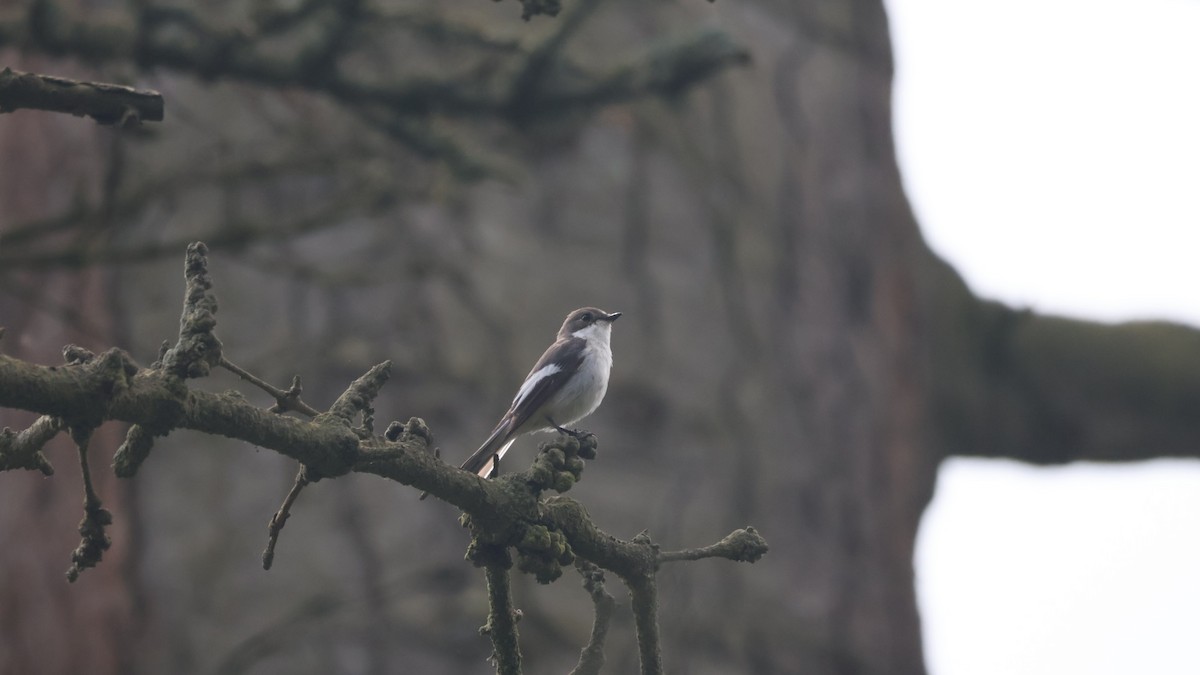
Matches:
[[514, 363, 561, 406]]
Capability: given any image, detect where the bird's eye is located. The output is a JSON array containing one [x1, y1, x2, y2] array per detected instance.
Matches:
[[580, 313, 593, 323]]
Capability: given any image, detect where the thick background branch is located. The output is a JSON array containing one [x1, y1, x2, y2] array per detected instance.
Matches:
[[0, 67, 163, 124], [0, 0, 745, 127], [923, 259, 1200, 464]]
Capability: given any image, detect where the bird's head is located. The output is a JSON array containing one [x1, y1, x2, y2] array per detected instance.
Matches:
[[560, 307, 622, 340]]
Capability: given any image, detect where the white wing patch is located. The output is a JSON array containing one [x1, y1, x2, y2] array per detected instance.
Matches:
[[513, 363, 561, 408]]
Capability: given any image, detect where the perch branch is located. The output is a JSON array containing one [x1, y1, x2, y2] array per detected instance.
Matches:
[[0, 242, 769, 667]]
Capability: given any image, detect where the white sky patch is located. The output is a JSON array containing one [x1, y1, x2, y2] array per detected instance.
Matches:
[[916, 459, 1200, 675], [885, 1, 1200, 674], [889, 0, 1200, 325]]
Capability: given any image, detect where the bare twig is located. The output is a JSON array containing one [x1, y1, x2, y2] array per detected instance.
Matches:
[[262, 467, 311, 570], [66, 429, 113, 582], [220, 357, 320, 417], [658, 526, 768, 564], [0, 67, 163, 125]]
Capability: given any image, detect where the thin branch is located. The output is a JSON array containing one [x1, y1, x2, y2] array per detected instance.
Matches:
[[66, 429, 113, 582], [625, 566, 663, 675], [0, 67, 163, 124], [658, 526, 768, 564], [479, 545, 523, 675], [262, 467, 311, 570], [220, 357, 321, 418], [569, 559, 615, 675]]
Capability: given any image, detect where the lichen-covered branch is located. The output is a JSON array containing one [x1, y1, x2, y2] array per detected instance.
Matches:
[[65, 428, 113, 582], [626, 564, 663, 675], [0, 242, 768, 669], [0, 67, 163, 124], [324, 361, 390, 430], [0, 414, 59, 475], [921, 259, 1200, 464], [160, 242, 223, 380], [479, 545, 523, 675], [658, 526, 768, 564], [569, 559, 616, 675]]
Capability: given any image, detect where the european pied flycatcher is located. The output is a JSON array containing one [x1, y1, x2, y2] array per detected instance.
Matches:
[[460, 307, 621, 478]]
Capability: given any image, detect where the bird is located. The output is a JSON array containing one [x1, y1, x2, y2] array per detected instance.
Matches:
[[460, 306, 621, 480]]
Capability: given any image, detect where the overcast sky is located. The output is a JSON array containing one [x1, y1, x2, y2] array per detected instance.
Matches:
[[884, 1, 1200, 673]]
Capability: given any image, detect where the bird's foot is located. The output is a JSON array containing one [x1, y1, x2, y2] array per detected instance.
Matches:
[[550, 421, 591, 440]]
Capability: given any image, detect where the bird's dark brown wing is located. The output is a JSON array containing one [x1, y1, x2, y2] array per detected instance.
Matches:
[[458, 336, 586, 477]]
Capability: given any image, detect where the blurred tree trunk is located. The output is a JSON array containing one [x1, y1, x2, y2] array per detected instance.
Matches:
[[0, 73, 142, 675], [3, 1, 1200, 674]]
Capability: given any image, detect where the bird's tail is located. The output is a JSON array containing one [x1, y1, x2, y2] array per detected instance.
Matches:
[[460, 418, 517, 478]]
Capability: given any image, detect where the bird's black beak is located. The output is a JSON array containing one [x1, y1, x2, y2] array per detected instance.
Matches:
[[604, 311, 623, 322]]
